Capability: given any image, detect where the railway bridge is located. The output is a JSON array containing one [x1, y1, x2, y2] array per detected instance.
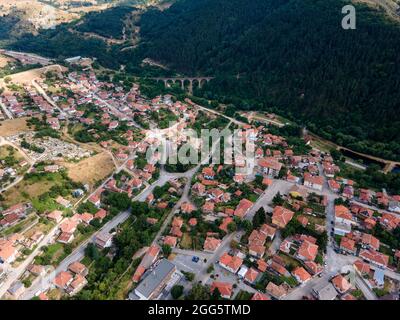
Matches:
[[152, 76, 214, 93]]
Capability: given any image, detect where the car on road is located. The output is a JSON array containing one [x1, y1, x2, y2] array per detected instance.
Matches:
[[192, 256, 200, 263]]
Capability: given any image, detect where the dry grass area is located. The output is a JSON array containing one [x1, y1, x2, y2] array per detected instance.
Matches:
[[0, 65, 67, 90], [0, 0, 80, 26], [0, 117, 32, 136], [353, 0, 400, 22], [23, 220, 54, 238], [0, 54, 14, 68], [180, 233, 192, 249], [59, 151, 115, 187]]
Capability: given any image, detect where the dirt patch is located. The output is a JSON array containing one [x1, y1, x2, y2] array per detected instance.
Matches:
[[0, 117, 32, 136], [60, 151, 115, 187]]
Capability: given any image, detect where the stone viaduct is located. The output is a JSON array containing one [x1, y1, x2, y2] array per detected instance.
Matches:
[[152, 77, 214, 93]]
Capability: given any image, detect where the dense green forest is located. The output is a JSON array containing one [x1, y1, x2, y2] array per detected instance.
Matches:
[[138, 0, 400, 161], [76, 6, 134, 39], [0, 15, 21, 40], [4, 0, 400, 161]]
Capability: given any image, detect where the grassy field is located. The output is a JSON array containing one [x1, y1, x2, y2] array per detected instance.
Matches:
[[23, 219, 55, 238], [180, 233, 192, 249], [278, 252, 302, 269], [0, 145, 30, 179], [2, 178, 56, 207], [1, 171, 74, 208]]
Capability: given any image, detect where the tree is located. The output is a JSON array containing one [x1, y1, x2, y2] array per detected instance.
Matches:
[[162, 244, 172, 256], [240, 220, 253, 233], [186, 284, 210, 300], [171, 285, 184, 299], [330, 149, 342, 161], [227, 222, 237, 233], [272, 192, 284, 206], [182, 271, 195, 282], [211, 287, 222, 300], [252, 207, 266, 228], [85, 243, 100, 261], [103, 191, 131, 211]]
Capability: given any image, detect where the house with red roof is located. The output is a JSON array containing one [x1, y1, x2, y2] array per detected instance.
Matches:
[[292, 267, 312, 284], [331, 274, 352, 294], [353, 260, 371, 275], [47, 210, 63, 223], [210, 281, 233, 299], [340, 237, 356, 255], [361, 233, 380, 251], [80, 213, 94, 225], [260, 224, 276, 240], [327, 179, 340, 193], [203, 237, 222, 253], [202, 201, 214, 214], [202, 167, 215, 180], [251, 292, 270, 300], [272, 206, 294, 229], [219, 252, 243, 274], [244, 268, 260, 284], [380, 213, 400, 231], [257, 157, 283, 177], [53, 271, 73, 290], [94, 209, 107, 221], [180, 202, 195, 214], [297, 240, 319, 262], [164, 236, 177, 248], [303, 173, 324, 191], [359, 249, 389, 268], [219, 217, 233, 233], [234, 199, 253, 219]]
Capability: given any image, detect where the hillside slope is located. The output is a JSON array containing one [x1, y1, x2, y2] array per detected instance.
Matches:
[[4, 0, 400, 161], [137, 0, 400, 161]]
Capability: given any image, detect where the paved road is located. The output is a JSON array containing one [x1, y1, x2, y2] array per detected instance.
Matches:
[[244, 179, 293, 221], [17, 118, 229, 299], [172, 248, 213, 260], [0, 99, 13, 119], [31, 80, 65, 117]]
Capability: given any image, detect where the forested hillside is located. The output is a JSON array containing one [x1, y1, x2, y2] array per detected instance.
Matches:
[[76, 6, 133, 39], [5, 0, 400, 161], [138, 0, 400, 161]]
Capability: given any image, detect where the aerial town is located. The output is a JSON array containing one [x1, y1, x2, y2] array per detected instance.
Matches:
[[0, 51, 399, 302]]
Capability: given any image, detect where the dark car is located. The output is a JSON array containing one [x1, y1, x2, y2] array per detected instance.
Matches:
[[192, 256, 200, 263]]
